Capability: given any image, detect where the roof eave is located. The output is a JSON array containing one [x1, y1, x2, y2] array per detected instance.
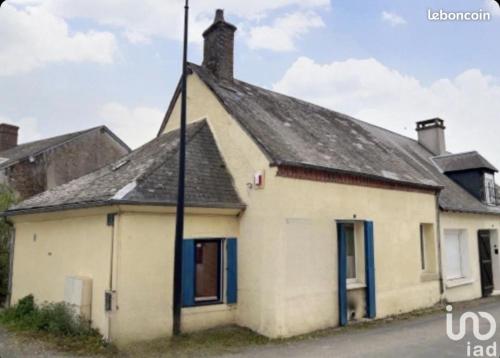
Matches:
[[440, 206, 500, 217], [3, 199, 246, 217]]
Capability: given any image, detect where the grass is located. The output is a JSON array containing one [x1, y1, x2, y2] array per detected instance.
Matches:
[[122, 326, 272, 357]]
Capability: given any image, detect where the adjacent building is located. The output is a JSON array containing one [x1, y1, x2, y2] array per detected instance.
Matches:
[[0, 124, 130, 199], [4, 10, 500, 345]]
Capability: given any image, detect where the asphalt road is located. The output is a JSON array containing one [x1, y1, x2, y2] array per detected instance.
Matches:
[[223, 299, 500, 358]]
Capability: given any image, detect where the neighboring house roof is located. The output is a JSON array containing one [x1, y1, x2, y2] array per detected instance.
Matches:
[[432, 151, 498, 173], [356, 123, 500, 215], [0, 126, 130, 170], [6, 120, 244, 215], [159, 62, 499, 216]]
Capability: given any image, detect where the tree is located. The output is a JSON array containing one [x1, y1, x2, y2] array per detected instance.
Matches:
[[0, 184, 17, 307]]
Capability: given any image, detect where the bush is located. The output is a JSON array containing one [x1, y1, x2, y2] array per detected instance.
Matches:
[[36, 302, 92, 336], [14, 294, 36, 318], [0, 295, 96, 337], [0, 295, 114, 354]]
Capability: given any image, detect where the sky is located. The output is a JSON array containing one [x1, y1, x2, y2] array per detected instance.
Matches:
[[1, 0, 500, 167]]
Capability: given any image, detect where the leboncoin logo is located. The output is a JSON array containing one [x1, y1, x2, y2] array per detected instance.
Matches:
[[446, 305, 497, 357]]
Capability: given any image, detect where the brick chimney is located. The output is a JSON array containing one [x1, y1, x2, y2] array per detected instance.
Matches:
[[416, 118, 446, 156], [202, 9, 237, 81], [0, 124, 19, 152]]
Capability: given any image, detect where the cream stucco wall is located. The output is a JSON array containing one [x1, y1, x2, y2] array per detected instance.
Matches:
[[10, 208, 114, 336], [110, 210, 239, 344], [440, 211, 500, 303], [163, 73, 442, 338], [267, 177, 441, 336], [10, 206, 240, 345]]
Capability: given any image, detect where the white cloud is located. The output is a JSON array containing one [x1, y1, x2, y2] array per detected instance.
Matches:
[[99, 103, 164, 149], [248, 11, 325, 52], [273, 57, 500, 167], [0, 116, 42, 144], [31, 0, 329, 45], [381, 11, 407, 26], [484, 0, 500, 17], [123, 30, 152, 45], [0, 4, 117, 76]]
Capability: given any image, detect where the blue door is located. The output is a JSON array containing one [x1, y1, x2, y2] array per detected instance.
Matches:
[[337, 221, 376, 326]]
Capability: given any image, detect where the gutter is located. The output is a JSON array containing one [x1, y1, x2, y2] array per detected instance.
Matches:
[[440, 207, 500, 217], [2, 200, 246, 217], [435, 193, 445, 297]]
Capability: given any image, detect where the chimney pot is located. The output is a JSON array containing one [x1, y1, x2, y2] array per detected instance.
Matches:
[[214, 9, 225, 22], [202, 9, 237, 81], [416, 118, 447, 156], [0, 123, 19, 152]]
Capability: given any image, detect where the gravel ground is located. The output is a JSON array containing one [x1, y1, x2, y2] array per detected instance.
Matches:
[[0, 326, 100, 358]]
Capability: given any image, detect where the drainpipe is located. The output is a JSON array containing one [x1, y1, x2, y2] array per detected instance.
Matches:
[[106, 212, 118, 341], [435, 191, 445, 298]]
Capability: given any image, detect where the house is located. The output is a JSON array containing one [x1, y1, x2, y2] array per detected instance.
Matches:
[[0, 124, 131, 200], [4, 9, 500, 345], [415, 122, 500, 302]]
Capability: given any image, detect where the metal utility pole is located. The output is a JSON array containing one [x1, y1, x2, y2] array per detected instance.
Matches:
[[172, 0, 189, 336]]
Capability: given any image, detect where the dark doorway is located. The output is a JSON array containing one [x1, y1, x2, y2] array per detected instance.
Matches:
[[478, 231, 494, 297]]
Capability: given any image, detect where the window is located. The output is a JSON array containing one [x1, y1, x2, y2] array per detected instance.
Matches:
[[345, 224, 356, 281], [182, 238, 237, 307], [195, 240, 221, 303], [445, 230, 469, 280], [484, 173, 496, 205], [420, 224, 438, 275]]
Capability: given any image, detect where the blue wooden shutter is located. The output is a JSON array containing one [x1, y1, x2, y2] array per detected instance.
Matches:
[[182, 240, 196, 307], [337, 223, 348, 326], [226, 238, 238, 304], [364, 221, 376, 319]]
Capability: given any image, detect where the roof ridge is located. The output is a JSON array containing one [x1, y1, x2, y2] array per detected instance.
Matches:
[[432, 151, 477, 159], [5, 126, 101, 150], [0, 126, 110, 170]]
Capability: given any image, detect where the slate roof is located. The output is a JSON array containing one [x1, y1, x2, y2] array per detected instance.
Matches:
[[7, 120, 244, 215], [186, 64, 441, 190], [432, 151, 498, 173], [181, 63, 500, 215], [0, 126, 130, 170]]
